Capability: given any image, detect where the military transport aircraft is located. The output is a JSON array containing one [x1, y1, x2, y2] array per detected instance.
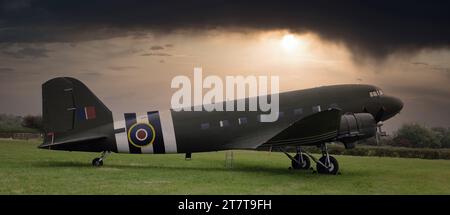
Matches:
[[39, 77, 403, 174]]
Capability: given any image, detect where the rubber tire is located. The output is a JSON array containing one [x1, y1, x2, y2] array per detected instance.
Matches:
[[316, 156, 339, 175], [291, 154, 311, 170], [92, 158, 103, 167]]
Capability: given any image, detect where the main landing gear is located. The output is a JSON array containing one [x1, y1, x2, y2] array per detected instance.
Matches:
[[287, 147, 311, 170], [282, 144, 339, 175], [315, 144, 339, 174], [92, 151, 110, 167]]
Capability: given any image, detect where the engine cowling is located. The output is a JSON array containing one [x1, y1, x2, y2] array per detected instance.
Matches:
[[337, 113, 377, 145]]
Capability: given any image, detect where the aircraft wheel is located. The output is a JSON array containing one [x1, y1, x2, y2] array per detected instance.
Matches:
[[92, 158, 103, 167], [291, 154, 311, 170], [317, 156, 339, 174]]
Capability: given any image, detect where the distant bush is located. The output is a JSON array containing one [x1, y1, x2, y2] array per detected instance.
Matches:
[[432, 127, 450, 148], [0, 113, 39, 133], [392, 123, 448, 148], [260, 144, 450, 160], [21, 115, 43, 132], [357, 136, 396, 146], [330, 145, 450, 160], [0, 114, 22, 129]]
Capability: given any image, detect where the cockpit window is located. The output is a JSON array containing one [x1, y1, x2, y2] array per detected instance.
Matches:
[[369, 89, 383, 97]]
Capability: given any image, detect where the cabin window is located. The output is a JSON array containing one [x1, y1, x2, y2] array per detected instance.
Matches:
[[294, 108, 303, 115], [312, 105, 321, 113], [329, 103, 339, 109], [219, 120, 230, 127], [200, 122, 210, 130], [238, 117, 248, 125], [377, 90, 384, 96]]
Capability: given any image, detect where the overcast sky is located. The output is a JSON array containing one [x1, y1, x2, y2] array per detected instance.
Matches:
[[1, 0, 449, 132]]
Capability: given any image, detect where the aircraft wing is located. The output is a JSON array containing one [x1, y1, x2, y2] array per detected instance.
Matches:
[[222, 109, 341, 149], [264, 108, 341, 146]]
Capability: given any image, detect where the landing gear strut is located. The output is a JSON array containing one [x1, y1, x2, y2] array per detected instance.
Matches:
[[281, 144, 339, 174], [92, 151, 110, 167], [292, 147, 311, 170], [282, 147, 311, 170], [315, 144, 339, 175]]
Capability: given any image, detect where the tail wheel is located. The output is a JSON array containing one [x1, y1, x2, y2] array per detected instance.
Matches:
[[317, 156, 339, 174], [291, 153, 311, 170], [92, 158, 103, 167]]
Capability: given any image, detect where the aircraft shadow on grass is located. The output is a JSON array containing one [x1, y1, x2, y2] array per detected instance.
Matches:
[[32, 160, 335, 176]]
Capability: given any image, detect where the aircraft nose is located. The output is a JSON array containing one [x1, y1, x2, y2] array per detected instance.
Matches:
[[380, 96, 403, 120], [397, 97, 404, 112], [389, 96, 403, 113]]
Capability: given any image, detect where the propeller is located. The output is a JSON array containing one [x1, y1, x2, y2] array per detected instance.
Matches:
[[374, 106, 386, 122], [363, 106, 387, 145]]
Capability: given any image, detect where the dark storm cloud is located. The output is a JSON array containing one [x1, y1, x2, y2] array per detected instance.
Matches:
[[2, 47, 50, 58], [141, 52, 172, 57], [411, 62, 450, 75], [411, 62, 430, 66], [82, 72, 102, 77], [79, 69, 102, 77], [387, 85, 450, 102], [108, 66, 139, 71], [0, 67, 15, 73], [150, 45, 164, 50], [0, 0, 449, 59]]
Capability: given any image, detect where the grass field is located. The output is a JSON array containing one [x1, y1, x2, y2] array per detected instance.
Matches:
[[1, 139, 450, 194]]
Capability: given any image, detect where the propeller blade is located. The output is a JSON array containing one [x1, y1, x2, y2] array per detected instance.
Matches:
[[363, 107, 369, 113], [374, 106, 385, 122]]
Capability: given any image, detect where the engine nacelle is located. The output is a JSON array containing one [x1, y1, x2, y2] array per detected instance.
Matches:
[[337, 113, 377, 146]]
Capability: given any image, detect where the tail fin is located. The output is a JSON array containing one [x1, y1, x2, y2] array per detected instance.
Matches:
[[40, 77, 116, 152]]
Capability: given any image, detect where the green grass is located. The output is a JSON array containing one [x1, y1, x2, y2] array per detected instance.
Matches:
[[1, 139, 450, 194], [0, 127, 39, 133]]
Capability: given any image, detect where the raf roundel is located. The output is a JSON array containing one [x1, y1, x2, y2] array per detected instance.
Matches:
[[127, 123, 156, 148]]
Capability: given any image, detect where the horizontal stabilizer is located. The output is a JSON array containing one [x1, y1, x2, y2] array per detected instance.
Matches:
[[265, 109, 341, 146], [39, 135, 107, 149]]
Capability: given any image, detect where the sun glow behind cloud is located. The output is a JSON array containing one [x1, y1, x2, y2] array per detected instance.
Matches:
[[281, 34, 299, 51], [244, 31, 351, 71]]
